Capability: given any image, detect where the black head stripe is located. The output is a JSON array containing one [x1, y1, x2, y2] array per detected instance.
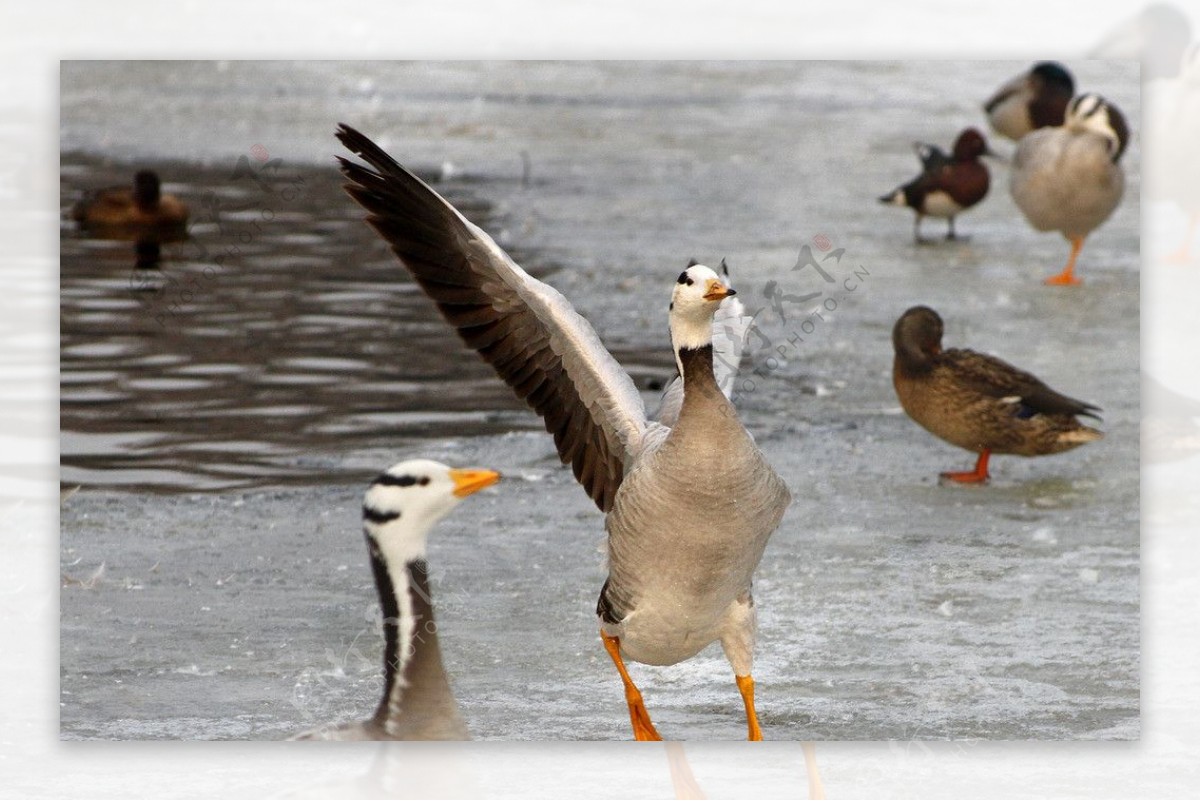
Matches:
[[372, 473, 429, 488], [363, 504, 401, 524], [677, 271, 694, 286]]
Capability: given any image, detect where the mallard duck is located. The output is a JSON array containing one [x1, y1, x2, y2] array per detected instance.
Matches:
[[984, 61, 1075, 141], [879, 128, 995, 242], [71, 170, 189, 231], [337, 124, 791, 741], [1010, 93, 1130, 285], [292, 459, 500, 740], [892, 306, 1102, 483]]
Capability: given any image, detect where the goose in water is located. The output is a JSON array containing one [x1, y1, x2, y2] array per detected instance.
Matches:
[[336, 124, 791, 741], [892, 306, 1103, 484], [984, 61, 1075, 142], [1010, 93, 1130, 285], [292, 459, 500, 740], [878, 128, 995, 243], [71, 169, 189, 232]]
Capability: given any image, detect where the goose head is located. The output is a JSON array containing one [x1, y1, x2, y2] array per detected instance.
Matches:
[[1065, 94, 1130, 163], [363, 459, 500, 567], [668, 262, 735, 354]]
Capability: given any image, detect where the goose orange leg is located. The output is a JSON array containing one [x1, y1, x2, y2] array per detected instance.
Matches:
[[601, 630, 662, 741], [736, 674, 764, 740], [940, 449, 991, 484], [1045, 236, 1084, 285]]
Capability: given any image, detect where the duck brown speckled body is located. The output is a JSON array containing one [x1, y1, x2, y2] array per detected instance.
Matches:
[[892, 306, 1103, 483]]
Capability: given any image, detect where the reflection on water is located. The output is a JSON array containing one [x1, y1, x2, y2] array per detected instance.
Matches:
[[62, 153, 671, 492]]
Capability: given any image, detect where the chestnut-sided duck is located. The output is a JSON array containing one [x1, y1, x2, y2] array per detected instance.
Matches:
[[879, 128, 995, 243]]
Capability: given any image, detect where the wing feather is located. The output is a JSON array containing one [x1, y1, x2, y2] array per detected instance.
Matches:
[[337, 124, 648, 511], [942, 348, 1102, 419]]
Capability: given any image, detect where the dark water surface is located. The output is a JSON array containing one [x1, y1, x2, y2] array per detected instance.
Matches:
[[61, 154, 672, 491]]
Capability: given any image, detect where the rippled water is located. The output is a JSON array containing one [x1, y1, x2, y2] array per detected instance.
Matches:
[[61, 61, 1140, 741], [61, 154, 676, 491]]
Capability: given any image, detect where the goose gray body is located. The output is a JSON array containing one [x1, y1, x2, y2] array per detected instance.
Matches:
[[1008, 93, 1130, 284], [336, 124, 791, 738], [1011, 124, 1125, 239], [604, 345, 790, 670]]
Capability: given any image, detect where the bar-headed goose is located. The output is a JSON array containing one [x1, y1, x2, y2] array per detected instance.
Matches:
[[892, 306, 1102, 483], [336, 124, 791, 741], [292, 459, 500, 740], [1010, 93, 1130, 285]]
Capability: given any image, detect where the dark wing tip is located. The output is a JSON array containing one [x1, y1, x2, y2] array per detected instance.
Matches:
[[336, 123, 408, 180]]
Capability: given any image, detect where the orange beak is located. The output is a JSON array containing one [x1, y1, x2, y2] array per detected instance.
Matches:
[[449, 468, 501, 497], [702, 280, 735, 302]]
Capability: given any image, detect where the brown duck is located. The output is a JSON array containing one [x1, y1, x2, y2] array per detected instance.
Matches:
[[892, 306, 1103, 483], [71, 170, 189, 232]]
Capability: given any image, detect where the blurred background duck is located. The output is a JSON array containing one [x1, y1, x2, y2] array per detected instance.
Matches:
[[292, 459, 500, 741], [71, 169, 189, 234], [984, 61, 1075, 142], [879, 128, 995, 243], [892, 306, 1103, 484], [1010, 93, 1130, 285]]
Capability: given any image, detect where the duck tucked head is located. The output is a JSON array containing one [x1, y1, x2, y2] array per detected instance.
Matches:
[[133, 170, 162, 210], [363, 459, 500, 566], [668, 263, 735, 354], [893, 305, 944, 374], [1066, 94, 1130, 163]]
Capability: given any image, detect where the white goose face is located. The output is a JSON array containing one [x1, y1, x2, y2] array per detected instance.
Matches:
[[669, 264, 735, 350], [1065, 93, 1129, 161], [362, 458, 500, 565]]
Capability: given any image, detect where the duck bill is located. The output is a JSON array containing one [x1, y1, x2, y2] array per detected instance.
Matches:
[[449, 468, 501, 497]]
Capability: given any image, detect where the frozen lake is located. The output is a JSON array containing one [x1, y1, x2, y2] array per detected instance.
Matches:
[[60, 60, 1140, 740]]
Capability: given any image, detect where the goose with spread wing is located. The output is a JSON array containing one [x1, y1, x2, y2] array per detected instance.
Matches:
[[336, 124, 791, 741]]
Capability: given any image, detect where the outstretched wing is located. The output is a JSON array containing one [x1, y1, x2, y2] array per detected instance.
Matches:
[[337, 124, 648, 512], [943, 348, 1102, 419]]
